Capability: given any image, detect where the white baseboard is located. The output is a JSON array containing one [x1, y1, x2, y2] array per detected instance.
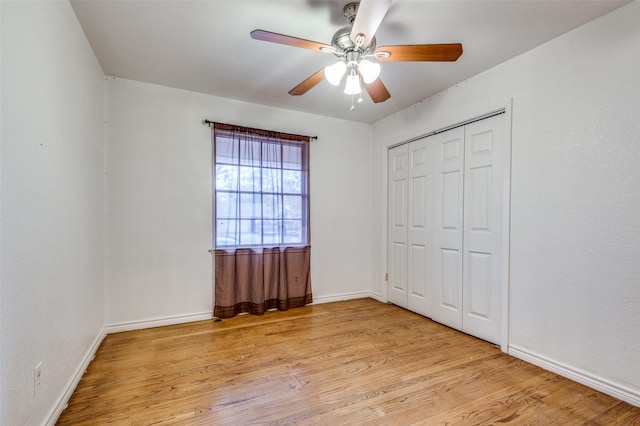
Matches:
[[509, 345, 640, 407], [367, 291, 384, 303], [44, 327, 107, 426], [105, 311, 214, 334], [311, 291, 375, 305]]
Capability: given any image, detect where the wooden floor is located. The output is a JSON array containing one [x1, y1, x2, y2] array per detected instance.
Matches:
[[57, 298, 640, 425]]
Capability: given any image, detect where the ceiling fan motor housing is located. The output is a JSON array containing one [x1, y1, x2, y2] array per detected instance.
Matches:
[[331, 2, 377, 56], [331, 27, 376, 55]]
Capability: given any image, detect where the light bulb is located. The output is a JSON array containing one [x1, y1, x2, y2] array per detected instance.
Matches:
[[324, 61, 347, 86], [344, 72, 362, 95], [357, 59, 381, 84]]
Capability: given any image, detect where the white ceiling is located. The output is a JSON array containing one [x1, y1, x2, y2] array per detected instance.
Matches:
[[70, 0, 629, 124]]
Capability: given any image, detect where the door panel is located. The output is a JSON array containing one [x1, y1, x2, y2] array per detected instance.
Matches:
[[431, 127, 464, 330], [442, 171, 462, 229], [462, 115, 505, 344], [407, 139, 431, 316], [468, 166, 492, 231], [388, 145, 408, 307], [467, 251, 491, 318], [441, 248, 461, 309], [409, 244, 426, 297]]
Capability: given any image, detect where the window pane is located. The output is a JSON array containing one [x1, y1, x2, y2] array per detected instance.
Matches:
[[262, 168, 282, 193], [216, 165, 238, 191], [283, 195, 302, 219], [240, 139, 261, 166], [282, 145, 301, 170], [216, 219, 237, 246], [262, 194, 280, 219], [239, 193, 261, 219], [262, 220, 281, 245], [216, 192, 237, 219], [239, 220, 262, 245], [283, 220, 302, 244], [262, 142, 281, 168], [283, 170, 301, 194], [215, 135, 238, 164], [239, 166, 260, 192]]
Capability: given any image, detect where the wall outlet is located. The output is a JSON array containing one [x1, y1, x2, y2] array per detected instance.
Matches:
[[34, 362, 43, 395]]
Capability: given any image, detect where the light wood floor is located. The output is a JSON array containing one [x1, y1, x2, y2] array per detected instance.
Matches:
[[57, 298, 640, 425]]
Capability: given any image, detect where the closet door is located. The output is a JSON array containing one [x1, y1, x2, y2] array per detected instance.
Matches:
[[462, 115, 506, 344], [388, 144, 409, 307], [430, 127, 465, 330], [407, 139, 432, 317]]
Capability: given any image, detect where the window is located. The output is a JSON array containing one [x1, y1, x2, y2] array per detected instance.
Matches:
[[213, 124, 310, 249]]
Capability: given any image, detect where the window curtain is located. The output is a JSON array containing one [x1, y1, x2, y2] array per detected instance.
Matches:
[[212, 122, 312, 319]]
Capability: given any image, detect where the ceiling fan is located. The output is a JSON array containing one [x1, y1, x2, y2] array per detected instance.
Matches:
[[250, 0, 463, 106]]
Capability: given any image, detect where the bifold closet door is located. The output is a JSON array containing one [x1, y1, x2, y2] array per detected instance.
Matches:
[[406, 139, 431, 317], [387, 140, 431, 314], [431, 127, 465, 330], [388, 144, 409, 307], [462, 115, 506, 344], [430, 115, 506, 345]]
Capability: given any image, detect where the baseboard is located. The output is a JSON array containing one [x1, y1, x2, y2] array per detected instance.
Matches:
[[44, 327, 107, 426], [311, 291, 374, 305], [105, 311, 213, 334], [367, 291, 384, 303], [509, 345, 640, 407]]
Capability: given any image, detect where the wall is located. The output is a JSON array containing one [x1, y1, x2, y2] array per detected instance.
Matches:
[[371, 1, 640, 404], [0, 2, 106, 425], [105, 77, 372, 327]]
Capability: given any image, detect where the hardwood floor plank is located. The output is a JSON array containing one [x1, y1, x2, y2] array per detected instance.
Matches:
[[56, 299, 640, 425]]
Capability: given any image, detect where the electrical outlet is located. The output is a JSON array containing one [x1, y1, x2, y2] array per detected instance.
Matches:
[[34, 362, 43, 395]]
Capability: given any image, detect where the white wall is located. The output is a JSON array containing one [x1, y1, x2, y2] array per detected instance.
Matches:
[[105, 77, 372, 327], [372, 1, 640, 404], [0, 2, 106, 425]]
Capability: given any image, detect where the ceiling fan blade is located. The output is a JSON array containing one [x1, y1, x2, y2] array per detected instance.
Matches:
[[289, 69, 326, 96], [364, 77, 391, 103], [350, 0, 392, 48], [375, 44, 463, 62], [251, 29, 335, 53]]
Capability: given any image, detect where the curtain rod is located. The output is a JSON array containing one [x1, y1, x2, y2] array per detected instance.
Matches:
[[202, 119, 318, 141]]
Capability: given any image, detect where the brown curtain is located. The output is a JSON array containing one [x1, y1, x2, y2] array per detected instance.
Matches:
[[214, 246, 312, 318], [211, 122, 312, 319]]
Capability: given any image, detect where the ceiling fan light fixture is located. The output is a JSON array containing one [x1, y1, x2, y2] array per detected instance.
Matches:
[[324, 61, 347, 86], [344, 71, 362, 95], [357, 59, 381, 84]]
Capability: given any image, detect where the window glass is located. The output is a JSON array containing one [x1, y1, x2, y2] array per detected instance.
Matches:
[[239, 166, 261, 192], [216, 192, 237, 219], [262, 168, 282, 193], [282, 170, 301, 194], [215, 165, 238, 191]]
